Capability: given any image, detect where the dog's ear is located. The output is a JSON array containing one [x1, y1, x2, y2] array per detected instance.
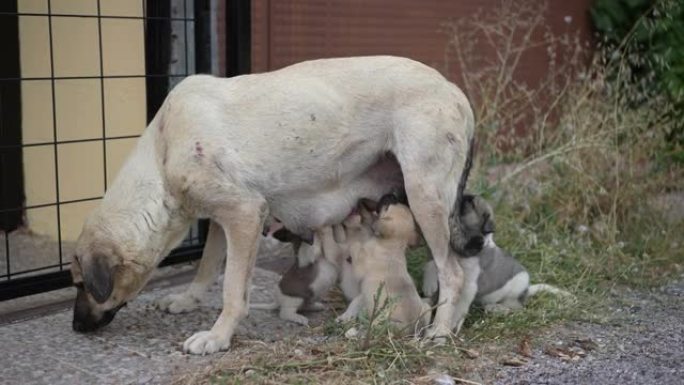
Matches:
[[82, 254, 114, 304]]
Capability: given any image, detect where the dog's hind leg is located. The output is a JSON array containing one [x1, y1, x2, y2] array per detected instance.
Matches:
[[156, 221, 226, 313], [398, 168, 464, 340], [183, 198, 267, 355], [392, 111, 472, 340]]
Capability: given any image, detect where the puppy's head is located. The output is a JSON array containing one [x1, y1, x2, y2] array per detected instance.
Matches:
[[450, 194, 495, 256], [372, 202, 420, 247], [272, 227, 322, 267], [71, 229, 151, 333]]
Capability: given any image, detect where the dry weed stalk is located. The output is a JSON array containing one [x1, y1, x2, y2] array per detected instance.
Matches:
[[443, 0, 681, 245]]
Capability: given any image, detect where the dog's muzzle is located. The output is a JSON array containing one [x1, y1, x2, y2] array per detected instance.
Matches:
[[72, 288, 125, 332]]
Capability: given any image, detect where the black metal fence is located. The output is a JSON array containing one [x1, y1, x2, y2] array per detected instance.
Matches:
[[0, 0, 250, 301]]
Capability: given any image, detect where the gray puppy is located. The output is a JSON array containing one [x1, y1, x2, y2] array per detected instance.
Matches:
[[423, 195, 571, 313]]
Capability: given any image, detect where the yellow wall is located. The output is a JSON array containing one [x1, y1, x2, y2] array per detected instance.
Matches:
[[19, 0, 146, 242]]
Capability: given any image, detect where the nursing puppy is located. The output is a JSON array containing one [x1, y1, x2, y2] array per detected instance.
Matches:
[[331, 199, 380, 301], [250, 227, 339, 325], [70, 56, 478, 354], [422, 195, 571, 315], [337, 199, 431, 336], [262, 198, 379, 310]]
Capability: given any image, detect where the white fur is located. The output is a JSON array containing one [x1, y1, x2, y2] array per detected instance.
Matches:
[[477, 271, 530, 305], [77, 56, 475, 354], [527, 283, 572, 297]]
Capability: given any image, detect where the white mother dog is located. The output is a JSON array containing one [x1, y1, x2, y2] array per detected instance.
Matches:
[[70, 56, 476, 354]]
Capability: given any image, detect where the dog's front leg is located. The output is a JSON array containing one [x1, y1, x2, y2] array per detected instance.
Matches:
[[156, 221, 226, 313], [449, 257, 480, 334], [183, 200, 267, 355]]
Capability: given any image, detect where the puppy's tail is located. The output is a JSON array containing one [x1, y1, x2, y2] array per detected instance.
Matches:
[[249, 302, 280, 310], [527, 284, 573, 298]]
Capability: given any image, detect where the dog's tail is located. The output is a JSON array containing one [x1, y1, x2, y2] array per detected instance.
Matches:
[[526, 284, 573, 298], [455, 136, 476, 214], [249, 302, 280, 310]]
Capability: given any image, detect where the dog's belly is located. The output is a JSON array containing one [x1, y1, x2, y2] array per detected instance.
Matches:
[[269, 154, 403, 232]]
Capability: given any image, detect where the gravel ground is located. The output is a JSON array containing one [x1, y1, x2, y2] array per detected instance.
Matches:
[[1, 235, 681, 384], [484, 276, 684, 385]]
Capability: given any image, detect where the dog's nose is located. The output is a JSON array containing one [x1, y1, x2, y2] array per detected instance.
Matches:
[[72, 318, 96, 332]]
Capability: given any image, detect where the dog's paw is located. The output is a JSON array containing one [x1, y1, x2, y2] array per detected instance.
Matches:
[[155, 293, 201, 314], [183, 331, 231, 355], [424, 324, 451, 342]]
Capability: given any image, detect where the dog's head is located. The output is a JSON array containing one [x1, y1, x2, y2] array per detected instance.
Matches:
[[372, 201, 420, 247], [70, 231, 152, 333], [450, 194, 495, 256]]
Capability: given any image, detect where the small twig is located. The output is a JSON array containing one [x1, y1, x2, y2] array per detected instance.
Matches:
[[499, 142, 604, 184], [452, 377, 484, 385]]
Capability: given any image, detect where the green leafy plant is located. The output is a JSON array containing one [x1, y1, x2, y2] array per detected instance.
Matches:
[[591, 0, 684, 147]]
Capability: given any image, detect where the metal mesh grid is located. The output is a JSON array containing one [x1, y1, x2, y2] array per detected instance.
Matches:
[[0, 0, 206, 294]]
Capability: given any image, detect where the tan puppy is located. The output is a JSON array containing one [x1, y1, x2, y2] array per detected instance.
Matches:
[[326, 200, 378, 301], [337, 200, 430, 336]]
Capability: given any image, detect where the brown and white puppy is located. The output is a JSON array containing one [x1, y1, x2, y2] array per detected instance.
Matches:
[[337, 200, 431, 336], [250, 227, 339, 325], [253, 197, 380, 321], [423, 195, 571, 323]]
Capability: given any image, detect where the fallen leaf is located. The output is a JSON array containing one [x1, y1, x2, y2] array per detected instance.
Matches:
[[517, 336, 534, 358], [544, 345, 585, 361], [458, 347, 480, 359], [574, 337, 598, 351], [501, 355, 528, 366]]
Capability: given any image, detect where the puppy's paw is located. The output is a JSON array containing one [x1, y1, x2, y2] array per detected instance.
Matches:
[[155, 292, 201, 314], [336, 312, 355, 323], [422, 280, 439, 299], [282, 313, 309, 326], [183, 331, 231, 355]]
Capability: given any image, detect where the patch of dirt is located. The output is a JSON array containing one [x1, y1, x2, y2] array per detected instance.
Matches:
[[469, 276, 684, 385]]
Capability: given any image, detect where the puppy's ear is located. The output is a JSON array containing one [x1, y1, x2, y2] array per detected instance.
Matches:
[[459, 194, 476, 215], [377, 194, 399, 213], [300, 229, 315, 245], [272, 228, 299, 243], [392, 189, 408, 206], [472, 196, 495, 233], [482, 213, 495, 234], [82, 254, 114, 304], [358, 198, 378, 213]]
